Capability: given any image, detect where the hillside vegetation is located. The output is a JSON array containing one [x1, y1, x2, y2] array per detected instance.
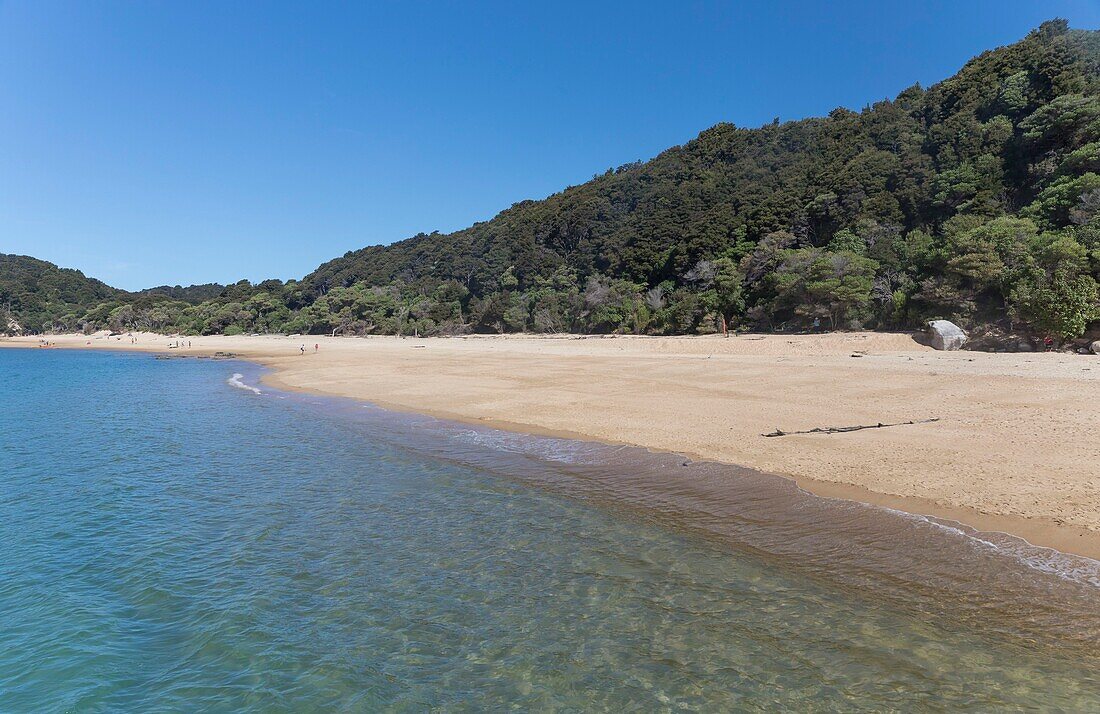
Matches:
[[0, 255, 122, 333], [4, 21, 1099, 342], [0, 256, 223, 334]]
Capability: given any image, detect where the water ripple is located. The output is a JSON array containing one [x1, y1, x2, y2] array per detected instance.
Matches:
[[0, 349, 1097, 710]]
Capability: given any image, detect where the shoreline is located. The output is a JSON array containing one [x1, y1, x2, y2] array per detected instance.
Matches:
[[258, 369, 1100, 562], [4, 331, 1099, 561]]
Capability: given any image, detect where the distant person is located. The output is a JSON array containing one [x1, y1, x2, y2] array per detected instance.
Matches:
[[314, 343, 319, 352], [300, 344, 305, 356]]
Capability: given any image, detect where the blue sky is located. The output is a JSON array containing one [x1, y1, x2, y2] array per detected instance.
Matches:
[[1, 1, 1098, 290]]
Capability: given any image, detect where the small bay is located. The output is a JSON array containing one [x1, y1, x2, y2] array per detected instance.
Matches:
[[1, 349, 1097, 711]]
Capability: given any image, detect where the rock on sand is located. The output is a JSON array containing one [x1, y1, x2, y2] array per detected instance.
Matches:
[[927, 320, 968, 351]]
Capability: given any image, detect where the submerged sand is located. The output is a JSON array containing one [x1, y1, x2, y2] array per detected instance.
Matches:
[[5, 331, 1099, 558]]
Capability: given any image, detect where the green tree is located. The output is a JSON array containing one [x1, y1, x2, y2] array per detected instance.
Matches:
[[1012, 273, 1100, 339]]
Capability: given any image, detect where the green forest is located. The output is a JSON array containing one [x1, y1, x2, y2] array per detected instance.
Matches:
[[4, 21, 1099, 344]]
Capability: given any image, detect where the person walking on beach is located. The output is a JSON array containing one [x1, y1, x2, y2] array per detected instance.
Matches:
[[314, 343, 319, 353], [300, 344, 305, 356]]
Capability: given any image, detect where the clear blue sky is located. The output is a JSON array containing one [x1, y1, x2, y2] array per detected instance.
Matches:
[[1, 1, 1098, 290]]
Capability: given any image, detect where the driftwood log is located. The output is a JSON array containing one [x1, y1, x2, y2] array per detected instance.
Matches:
[[762, 418, 940, 438]]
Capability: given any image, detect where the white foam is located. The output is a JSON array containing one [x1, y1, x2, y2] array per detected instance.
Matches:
[[447, 427, 608, 465], [227, 373, 262, 395], [886, 508, 1100, 589]]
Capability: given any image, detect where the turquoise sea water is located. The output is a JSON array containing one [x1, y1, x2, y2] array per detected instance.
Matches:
[[1, 348, 1098, 711]]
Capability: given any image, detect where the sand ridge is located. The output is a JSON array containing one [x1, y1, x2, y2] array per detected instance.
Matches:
[[5, 330, 1099, 558]]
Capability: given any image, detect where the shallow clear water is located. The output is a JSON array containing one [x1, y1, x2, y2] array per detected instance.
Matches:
[[1, 349, 1098, 711]]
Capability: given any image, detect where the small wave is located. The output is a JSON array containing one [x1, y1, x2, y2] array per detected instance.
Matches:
[[227, 373, 262, 395], [447, 427, 614, 465], [887, 508, 1100, 589]]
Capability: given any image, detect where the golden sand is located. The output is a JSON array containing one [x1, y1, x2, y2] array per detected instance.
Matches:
[[6, 331, 1099, 558]]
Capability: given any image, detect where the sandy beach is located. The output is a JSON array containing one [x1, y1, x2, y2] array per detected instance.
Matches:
[[5, 331, 1099, 559]]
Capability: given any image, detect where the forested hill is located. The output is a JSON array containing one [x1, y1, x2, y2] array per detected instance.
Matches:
[[0, 255, 122, 333], [0, 254, 223, 334], [138, 284, 227, 303], [4, 20, 1100, 342]]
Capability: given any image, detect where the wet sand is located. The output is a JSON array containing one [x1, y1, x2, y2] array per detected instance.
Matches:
[[5, 331, 1099, 559]]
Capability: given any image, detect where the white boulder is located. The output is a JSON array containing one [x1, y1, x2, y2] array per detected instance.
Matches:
[[927, 320, 968, 351]]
